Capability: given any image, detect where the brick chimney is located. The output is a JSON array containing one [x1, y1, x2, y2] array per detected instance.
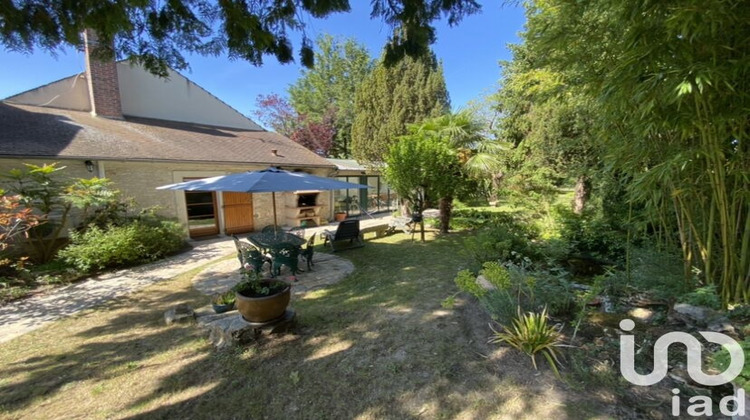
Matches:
[[83, 29, 123, 119]]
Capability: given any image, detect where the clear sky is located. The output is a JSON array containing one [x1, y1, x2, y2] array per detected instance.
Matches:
[[0, 3, 525, 122]]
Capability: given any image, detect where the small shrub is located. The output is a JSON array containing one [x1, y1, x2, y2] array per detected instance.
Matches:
[[679, 285, 722, 310], [628, 246, 693, 307], [455, 268, 488, 298], [58, 219, 185, 272], [711, 339, 750, 392], [456, 262, 576, 323], [728, 305, 750, 321], [462, 217, 543, 266], [554, 205, 627, 264], [489, 306, 565, 377]]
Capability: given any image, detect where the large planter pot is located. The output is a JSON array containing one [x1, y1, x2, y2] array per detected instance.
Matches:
[[235, 279, 291, 323], [334, 212, 347, 222]]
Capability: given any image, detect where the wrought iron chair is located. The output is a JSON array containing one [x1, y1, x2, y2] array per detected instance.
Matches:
[[300, 232, 316, 270], [288, 226, 305, 238], [269, 242, 301, 276], [232, 235, 270, 275]]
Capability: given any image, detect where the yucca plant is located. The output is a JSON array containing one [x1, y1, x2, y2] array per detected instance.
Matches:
[[489, 306, 565, 377]]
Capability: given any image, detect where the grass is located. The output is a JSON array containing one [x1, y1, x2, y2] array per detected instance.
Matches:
[[0, 231, 614, 419]]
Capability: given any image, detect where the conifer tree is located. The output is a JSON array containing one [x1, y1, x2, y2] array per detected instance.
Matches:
[[351, 52, 450, 163]]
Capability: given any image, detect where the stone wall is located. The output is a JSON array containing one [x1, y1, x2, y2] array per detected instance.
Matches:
[[0, 157, 334, 235]]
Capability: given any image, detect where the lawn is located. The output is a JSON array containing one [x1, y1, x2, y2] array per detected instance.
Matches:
[[0, 230, 620, 419]]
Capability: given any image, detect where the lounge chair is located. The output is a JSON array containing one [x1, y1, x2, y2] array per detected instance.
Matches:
[[322, 219, 364, 252]]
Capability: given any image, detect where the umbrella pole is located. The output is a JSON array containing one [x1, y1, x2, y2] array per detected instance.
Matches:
[[272, 192, 278, 230]]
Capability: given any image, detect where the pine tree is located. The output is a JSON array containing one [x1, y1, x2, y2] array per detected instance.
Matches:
[[351, 52, 450, 163]]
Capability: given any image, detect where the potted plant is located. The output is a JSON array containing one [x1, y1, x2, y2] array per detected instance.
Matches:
[[211, 290, 236, 313], [233, 266, 291, 324], [334, 197, 351, 222]]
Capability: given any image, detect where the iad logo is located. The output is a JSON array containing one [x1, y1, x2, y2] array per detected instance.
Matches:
[[619, 319, 746, 417]]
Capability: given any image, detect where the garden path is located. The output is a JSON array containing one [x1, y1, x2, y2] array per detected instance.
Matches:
[[0, 237, 236, 344], [0, 213, 392, 344]]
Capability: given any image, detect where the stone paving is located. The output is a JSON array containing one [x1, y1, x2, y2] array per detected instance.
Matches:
[[0, 237, 237, 344], [192, 253, 354, 297]]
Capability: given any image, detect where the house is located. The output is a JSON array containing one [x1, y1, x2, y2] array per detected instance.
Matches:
[[0, 32, 335, 238]]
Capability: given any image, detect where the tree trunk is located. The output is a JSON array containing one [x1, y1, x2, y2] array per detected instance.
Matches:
[[438, 196, 452, 233], [573, 175, 591, 215]]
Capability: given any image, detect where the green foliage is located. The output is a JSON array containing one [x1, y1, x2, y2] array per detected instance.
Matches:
[[232, 270, 286, 297], [554, 206, 626, 264], [352, 52, 450, 163], [460, 214, 542, 266], [711, 339, 750, 391], [458, 261, 575, 323], [212, 290, 236, 306], [489, 306, 565, 377], [518, 0, 750, 304], [0, 1, 479, 77], [454, 268, 487, 298], [288, 34, 374, 157], [384, 128, 462, 225], [2, 164, 124, 263], [627, 247, 693, 307], [679, 285, 722, 310], [58, 218, 185, 272]]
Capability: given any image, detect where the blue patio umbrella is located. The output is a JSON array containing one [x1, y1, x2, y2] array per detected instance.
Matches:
[[157, 167, 369, 226]]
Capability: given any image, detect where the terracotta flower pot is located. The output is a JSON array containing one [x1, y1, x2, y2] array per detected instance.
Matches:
[[235, 279, 291, 323], [334, 212, 347, 222]]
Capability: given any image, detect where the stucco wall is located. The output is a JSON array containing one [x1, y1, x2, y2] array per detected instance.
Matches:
[[4, 74, 90, 111], [117, 64, 263, 130]]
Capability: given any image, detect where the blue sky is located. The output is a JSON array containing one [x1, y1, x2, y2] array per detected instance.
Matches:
[[0, 3, 525, 122]]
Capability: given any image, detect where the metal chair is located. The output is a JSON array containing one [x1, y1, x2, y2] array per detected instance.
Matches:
[[269, 242, 301, 276], [300, 232, 316, 270], [288, 226, 305, 238], [232, 235, 270, 275]]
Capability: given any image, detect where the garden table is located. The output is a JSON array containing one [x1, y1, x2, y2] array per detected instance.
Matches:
[[247, 231, 306, 253]]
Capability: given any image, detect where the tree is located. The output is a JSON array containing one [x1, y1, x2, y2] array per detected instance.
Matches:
[[1, 0, 480, 77], [384, 130, 462, 241], [351, 51, 450, 163], [288, 34, 374, 158], [1, 163, 122, 262], [254, 94, 335, 156], [495, 42, 600, 214], [416, 111, 503, 232], [520, 0, 750, 304]]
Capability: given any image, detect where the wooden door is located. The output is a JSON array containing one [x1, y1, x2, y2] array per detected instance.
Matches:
[[223, 192, 254, 234]]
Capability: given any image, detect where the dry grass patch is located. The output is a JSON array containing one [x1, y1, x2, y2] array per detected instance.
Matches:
[[0, 232, 614, 419]]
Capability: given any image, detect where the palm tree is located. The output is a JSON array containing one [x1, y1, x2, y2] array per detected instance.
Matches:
[[415, 110, 504, 232]]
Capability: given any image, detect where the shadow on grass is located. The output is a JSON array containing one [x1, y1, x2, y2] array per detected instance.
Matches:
[[0, 232, 623, 419]]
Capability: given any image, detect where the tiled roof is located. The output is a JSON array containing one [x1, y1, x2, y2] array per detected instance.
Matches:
[[0, 103, 334, 168]]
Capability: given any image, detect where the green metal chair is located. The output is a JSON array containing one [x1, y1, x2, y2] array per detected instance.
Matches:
[[269, 242, 301, 276], [232, 235, 270, 275], [288, 226, 305, 238], [301, 232, 316, 270]]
